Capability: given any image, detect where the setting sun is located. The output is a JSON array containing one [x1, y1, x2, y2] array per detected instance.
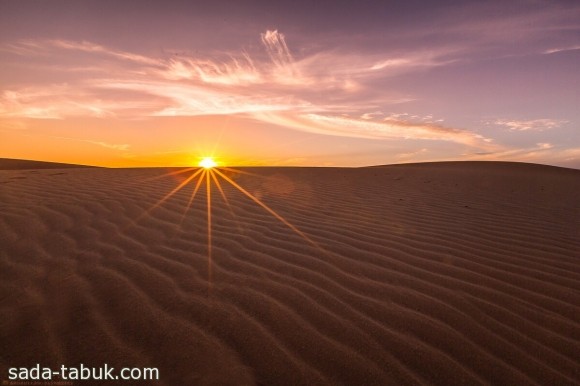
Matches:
[[199, 157, 217, 169]]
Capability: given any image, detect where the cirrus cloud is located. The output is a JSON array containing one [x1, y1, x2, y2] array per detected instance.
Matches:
[[494, 118, 568, 131], [0, 30, 492, 148]]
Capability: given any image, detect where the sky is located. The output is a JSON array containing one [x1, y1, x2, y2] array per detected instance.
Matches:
[[0, 0, 579, 168]]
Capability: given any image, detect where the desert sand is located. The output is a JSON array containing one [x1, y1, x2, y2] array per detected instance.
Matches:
[[1, 160, 579, 385]]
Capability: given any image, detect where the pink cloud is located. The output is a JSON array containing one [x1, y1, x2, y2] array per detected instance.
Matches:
[[494, 119, 567, 131], [0, 30, 492, 148]]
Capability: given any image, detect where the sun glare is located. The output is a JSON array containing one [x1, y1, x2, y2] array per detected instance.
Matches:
[[199, 157, 217, 169]]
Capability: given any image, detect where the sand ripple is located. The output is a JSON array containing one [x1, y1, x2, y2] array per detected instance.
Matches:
[[1, 162, 579, 385]]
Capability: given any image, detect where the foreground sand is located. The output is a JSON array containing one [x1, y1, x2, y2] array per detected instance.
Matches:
[[1, 161, 579, 385]]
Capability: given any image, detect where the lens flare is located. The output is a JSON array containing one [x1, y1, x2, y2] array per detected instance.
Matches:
[[138, 158, 324, 296]]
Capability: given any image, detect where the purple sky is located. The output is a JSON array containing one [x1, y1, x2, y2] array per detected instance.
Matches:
[[1, 0, 579, 167]]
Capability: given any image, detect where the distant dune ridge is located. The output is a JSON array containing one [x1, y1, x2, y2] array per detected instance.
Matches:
[[0, 160, 579, 385], [0, 158, 99, 170]]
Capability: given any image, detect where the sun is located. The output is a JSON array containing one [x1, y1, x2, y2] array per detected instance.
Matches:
[[199, 157, 217, 169]]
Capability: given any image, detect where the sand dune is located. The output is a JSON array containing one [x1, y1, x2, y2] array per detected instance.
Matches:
[[1, 161, 579, 385], [0, 158, 99, 170]]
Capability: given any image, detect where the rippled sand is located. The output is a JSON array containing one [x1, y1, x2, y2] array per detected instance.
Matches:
[[1, 161, 579, 385]]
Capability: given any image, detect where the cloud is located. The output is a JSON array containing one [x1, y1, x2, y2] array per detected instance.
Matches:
[[260, 30, 296, 76], [161, 55, 261, 85], [494, 118, 567, 131], [396, 148, 428, 159], [0, 30, 491, 148], [0, 30, 436, 119], [543, 45, 580, 54], [460, 142, 580, 167], [85, 140, 130, 151], [370, 59, 410, 70], [1, 89, 62, 119], [383, 112, 443, 124], [537, 142, 553, 149], [95, 79, 308, 116], [360, 111, 384, 120], [51, 136, 130, 151], [255, 112, 494, 147], [0, 87, 157, 119], [49, 40, 161, 65]]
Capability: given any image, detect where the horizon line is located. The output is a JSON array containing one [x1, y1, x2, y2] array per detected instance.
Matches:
[[0, 157, 578, 171]]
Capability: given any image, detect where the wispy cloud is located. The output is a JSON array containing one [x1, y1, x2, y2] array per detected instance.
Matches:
[[52, 135, 130, 151], [256, 112, 494, 147], [85, 140, 130, 151], [260, 30, 296, 78], [461, 142, 580, 168], [494, 118, 568, 131], [370, 59, 410, 70], [0, 30, 492, 148], [396, 148, 428, 159], [0, 87, 159, 119], [536, 142, 553, 149], [161, 55, 261, 85], [543, 45, 580, 54], [49, 40, 161, 65]]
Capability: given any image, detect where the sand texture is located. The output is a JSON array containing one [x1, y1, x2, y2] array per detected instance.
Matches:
[[1, 161, 579, 385]]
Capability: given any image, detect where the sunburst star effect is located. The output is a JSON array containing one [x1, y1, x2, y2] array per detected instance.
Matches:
[[137, 164, 325, 295]]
